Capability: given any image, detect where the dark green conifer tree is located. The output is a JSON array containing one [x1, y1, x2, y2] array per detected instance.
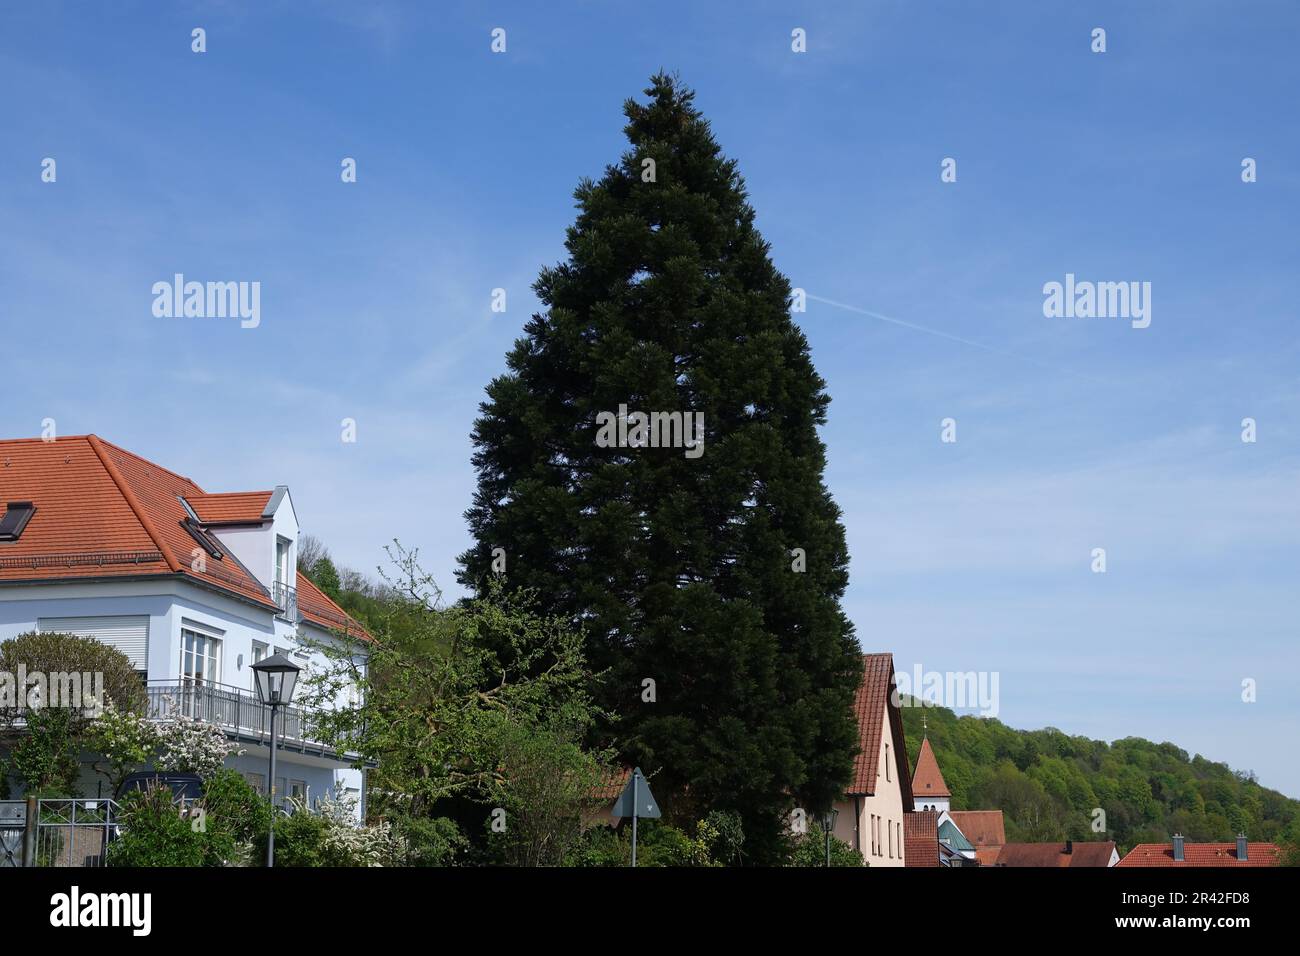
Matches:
[[459, 73, 861, 862]]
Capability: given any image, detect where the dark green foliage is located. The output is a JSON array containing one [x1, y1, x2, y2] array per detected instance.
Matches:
[[309, 556, 343, 601], [107, 773, 271, 867], [703, 809, 746, 865], [107, 785, 207, 867], [900, 700, 1300, 854], [6, 708, 82, 796], [200, 769, 272, 864], [271, 811, 340, 868], [567, 815, 736, 867], [391, 814, 468, 866], [272, 810, 333, 867], [483, 717, 611, 867], [456, 71, 861, 864]]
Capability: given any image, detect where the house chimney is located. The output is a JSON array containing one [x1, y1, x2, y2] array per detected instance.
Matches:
[[1236, 833, 1247, 861], [1172, 833, 1185, 862], [1064, 839, 1073, 855]]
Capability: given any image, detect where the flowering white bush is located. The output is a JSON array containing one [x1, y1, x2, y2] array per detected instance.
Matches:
[[154, 713, 242, 778], [88, 702, 159, 790], [304, 788, 406, 867]]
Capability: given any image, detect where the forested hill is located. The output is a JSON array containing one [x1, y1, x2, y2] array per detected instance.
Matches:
[[898, 700, 1300, 854]]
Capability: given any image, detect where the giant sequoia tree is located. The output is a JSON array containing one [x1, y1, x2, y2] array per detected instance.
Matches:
[[458, 73, 861, 862]]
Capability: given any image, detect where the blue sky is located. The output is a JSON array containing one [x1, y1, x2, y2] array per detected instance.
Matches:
[[2, 2, 1297, 797]]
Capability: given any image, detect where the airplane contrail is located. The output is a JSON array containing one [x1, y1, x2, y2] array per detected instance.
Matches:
[[805, 293, 1107, 384]]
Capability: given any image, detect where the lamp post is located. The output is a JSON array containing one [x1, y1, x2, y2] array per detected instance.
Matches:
[[822, 807, 839, 867], [251, 652, 300, 867]]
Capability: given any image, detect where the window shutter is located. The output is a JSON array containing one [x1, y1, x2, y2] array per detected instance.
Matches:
[[38, 615, 150, 671]]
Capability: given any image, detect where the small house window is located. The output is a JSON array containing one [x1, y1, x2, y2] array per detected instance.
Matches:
[[0, 502, 36, 541], [181, 629, 221, 686]]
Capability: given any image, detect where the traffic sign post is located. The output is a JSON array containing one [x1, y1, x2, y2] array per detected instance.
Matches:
[[610, 767, 660, 867]]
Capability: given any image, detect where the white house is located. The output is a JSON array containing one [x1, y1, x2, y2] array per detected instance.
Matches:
[[0, 434, 370, 817]]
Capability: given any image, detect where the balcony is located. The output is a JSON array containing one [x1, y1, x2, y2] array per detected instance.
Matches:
[[146, 680, 356, 761], [271, 580, 299, 623]]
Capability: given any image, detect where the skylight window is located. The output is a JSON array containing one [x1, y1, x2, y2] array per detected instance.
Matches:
[[182, 518, 225, 560], [0, 502, 36, 541]]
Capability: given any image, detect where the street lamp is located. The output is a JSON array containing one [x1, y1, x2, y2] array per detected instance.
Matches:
[[251, 652, 300, 867], [822, 808, 839, 867]]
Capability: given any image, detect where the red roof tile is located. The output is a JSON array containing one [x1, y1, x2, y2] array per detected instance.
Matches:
[[993, 841, 1116, 867], [911, 737, 951, 798], [187, 491, 273, 524], [591, 767, 632, 801], [949, 810, 1005, 848], [0, 436, 169, 580], [297, 571, 370, 641], [0, 435, 369, 641], [847, 653, 912, 805], [904, 811, 941, 867], [1116, 842, 1281, 867]]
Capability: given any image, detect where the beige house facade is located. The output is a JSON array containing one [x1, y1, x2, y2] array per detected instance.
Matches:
[[831, 653, 914, 866]]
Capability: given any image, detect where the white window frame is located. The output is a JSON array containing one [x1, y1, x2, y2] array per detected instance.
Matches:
[[180, 625, 223, 687], [276, 536, 292, 586], [251, 641, 268, 690]]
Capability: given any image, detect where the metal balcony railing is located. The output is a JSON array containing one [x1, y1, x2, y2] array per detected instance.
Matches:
[[271, 580, 299, 622], [146, 679, 353, 760]]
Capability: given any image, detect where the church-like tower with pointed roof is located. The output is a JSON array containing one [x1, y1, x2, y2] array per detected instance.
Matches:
[[911, 729, 952, 813]]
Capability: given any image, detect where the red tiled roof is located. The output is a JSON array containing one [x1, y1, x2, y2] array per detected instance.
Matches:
[[949, 810, 1005, 849], [911, 737, 951, 798], [904, 810, 941, 867], [92, 436, 277, 610], [297, 570, 370, 641], [1116, 842, 1281, 868], [0, 438, 164, 578], [187, 491, 273, 524], [0, 435, 368, 641], [847, 653, 912, 805], [591, 767, 632, 801], [993, 841, 1116, 867]]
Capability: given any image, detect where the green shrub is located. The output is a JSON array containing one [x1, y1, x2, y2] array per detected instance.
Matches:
[[787, 823, 862, 867], [567, 817, 730, 867], [272, 809, 332, 867], [392, 814, 467, 866], [107, 785, 206, 867], [199, 769, 271, 865], [7, 708, 82, 796]]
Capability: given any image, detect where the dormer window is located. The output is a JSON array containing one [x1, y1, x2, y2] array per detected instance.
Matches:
[[0, 501, 36, 541]]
